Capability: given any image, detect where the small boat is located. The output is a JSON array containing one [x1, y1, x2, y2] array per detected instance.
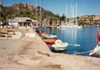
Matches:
[[43, 39, 56, 44], [51, 43, 68, 52], [40, 35, 44, 39], [42, 34, 57, 39], [89, 29, 100, 57]]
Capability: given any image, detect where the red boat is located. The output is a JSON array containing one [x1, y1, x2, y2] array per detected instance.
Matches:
[[43, 39, 56, 44]]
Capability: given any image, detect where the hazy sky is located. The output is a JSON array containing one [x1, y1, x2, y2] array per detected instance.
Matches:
[[1, 0, 100, 17]]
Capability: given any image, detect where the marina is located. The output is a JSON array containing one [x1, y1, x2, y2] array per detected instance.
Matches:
[[0, 0, 100, 70], [39, 27, 98, 56]]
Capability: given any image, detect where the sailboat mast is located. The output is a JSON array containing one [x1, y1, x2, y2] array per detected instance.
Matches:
[[75, 4, 78, 25], [40, 0, 42, 26], [35, 0, 37, 20], [66, 4, 67, 24]]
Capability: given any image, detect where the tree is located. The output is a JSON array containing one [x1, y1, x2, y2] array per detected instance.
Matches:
[[61, 14, 66, 21]]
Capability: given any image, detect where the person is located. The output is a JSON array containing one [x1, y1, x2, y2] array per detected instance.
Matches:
[[55, 38, 63, 47]]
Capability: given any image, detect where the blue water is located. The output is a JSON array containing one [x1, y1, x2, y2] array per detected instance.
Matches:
[[40, 27, 99, 56]]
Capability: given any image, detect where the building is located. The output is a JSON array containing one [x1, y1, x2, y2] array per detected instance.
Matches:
[[8, 17, 38, 28]]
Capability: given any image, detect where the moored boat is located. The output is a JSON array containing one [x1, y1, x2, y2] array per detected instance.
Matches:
[[51, 43, 68, 52], [89, 29, 100, 57], [89, 44, 100, 57], [59, 23, 82, 29], [42, 34, 57, 39], [43, 39, 56, 44]]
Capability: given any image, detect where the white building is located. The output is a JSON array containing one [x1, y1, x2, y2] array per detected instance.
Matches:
[[8, 17, 38, 28]]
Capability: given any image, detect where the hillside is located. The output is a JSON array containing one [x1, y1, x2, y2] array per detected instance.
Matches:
[[0, 3, 61, 22]]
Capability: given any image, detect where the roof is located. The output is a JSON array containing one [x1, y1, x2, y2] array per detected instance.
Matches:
[[8, 17, 38, 23]]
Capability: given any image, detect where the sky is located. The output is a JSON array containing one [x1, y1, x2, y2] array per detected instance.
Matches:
[[1, 0, 100, 17]]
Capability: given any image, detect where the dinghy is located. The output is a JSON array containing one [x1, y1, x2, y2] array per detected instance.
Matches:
[[51, 43, 68, 52], [51, 38, 68, 51]]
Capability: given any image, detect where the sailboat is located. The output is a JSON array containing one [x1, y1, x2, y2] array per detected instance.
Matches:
[[59, 4, 82, 29], [89, 29, 100, 57]]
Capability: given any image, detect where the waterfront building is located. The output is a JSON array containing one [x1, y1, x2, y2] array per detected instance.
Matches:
[[8, 17, 38, 28]]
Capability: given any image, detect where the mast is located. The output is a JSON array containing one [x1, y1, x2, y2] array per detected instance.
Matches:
[[66, 4, 67, 24], [35, 0, 37, 20], [75, 4, 78, 25], [71, 4, 73, 23], [40, 0, 42, 26]]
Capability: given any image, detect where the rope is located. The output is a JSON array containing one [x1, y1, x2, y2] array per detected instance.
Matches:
[[72, 50, 92, 55]]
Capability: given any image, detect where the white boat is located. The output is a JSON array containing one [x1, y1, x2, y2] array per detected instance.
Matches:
[[58, 4, 82, 29], [89, 44, 100, 57], [42, 34, 57, 39], [89, 29, 100, 57], [51, 43, 68, 51], [59, 23, 82, 29]]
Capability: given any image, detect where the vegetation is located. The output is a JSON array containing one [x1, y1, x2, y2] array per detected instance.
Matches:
[[0, 3, 100, 26], [0, 3, 62, 22]]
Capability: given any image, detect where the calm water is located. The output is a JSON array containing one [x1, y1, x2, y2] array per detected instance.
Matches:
[[40, 27, 99, 56]]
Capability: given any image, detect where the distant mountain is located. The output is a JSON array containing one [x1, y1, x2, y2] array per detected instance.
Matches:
[[0, 3, 61, 22]]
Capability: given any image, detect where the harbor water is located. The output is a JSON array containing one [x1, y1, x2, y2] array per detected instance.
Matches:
[[40, 27, 99, 56]]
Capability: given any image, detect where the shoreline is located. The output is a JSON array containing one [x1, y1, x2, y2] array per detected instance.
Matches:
[[0, 27, 100, 70]]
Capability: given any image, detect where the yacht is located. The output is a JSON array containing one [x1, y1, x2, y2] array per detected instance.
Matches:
[[59, 22, 82, 29], [58, 4, 82, 29]]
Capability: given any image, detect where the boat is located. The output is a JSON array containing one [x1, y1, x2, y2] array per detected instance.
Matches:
[[58, 4, 82, 29], [42, 34, 57, 39], [59, 23, 82, 29], [43, 39, 56, 44], [89, 29, 100, 57], [51, 43, 68, 52], [89, 44, 100, 57]]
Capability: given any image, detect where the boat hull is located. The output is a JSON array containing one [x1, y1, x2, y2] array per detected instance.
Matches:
[[59, 24, 82, 29], [89, 45, 100, 57], [43, 39, 56, 44], [51, 43, 68, 52], [51, 47, 67, 52], [42, 34, 57, 39]]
